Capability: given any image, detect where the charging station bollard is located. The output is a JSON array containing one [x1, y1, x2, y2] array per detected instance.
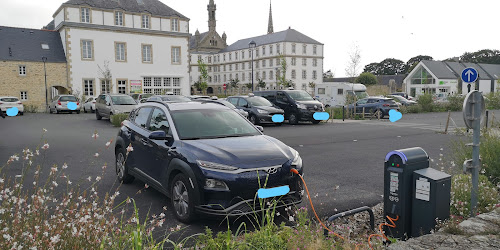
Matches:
[[384, 147, 429, 239], [411, 168, 451, 237]]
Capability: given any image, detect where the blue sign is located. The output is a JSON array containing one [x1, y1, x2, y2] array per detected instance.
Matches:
[[461, 68, 478, 83]]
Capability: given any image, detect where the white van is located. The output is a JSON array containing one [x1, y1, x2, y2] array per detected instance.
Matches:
[[315, 82, 368, 107]]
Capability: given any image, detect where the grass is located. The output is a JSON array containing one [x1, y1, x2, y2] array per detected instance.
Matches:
[[111, 113, 129, 127]]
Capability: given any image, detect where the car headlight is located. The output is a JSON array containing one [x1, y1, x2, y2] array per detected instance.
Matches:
[[289, 147, 302, 168], [297, 103, 307, 109], [205, 178, 229, 190], [257, 109, 269, 114], [197, 160, 239, 172]]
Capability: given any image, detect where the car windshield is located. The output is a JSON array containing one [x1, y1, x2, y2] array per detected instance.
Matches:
[[160, 96, 191, 102], [60, 96, 77, 102], [217, 100, 236, 109], [287, 90, 314, 101], [0, 98, 19, 102], [141, 94, 153, 99], [171, 109, 260, 140], [247, 96, 273, 107], [111, 96, 137, 105]]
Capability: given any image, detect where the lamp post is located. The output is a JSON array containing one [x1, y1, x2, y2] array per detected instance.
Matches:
[[249, 40, 256, 92], [42, 57, 48, 112]]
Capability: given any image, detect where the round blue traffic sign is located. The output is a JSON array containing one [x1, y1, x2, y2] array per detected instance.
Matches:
[[461, 67, 478, 83]]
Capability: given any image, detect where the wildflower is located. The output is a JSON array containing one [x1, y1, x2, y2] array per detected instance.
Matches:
[[92, 132, 99, 140], [105, 140, 112, 148], [52, 181, 58, 187], [163, 206, 168, 211], [276, 212, 280, 216], [289, 216, 295, 222], [95, 176, 101, 182], [87, 176, 92, 182], [43, 128, 47, 132], [36, 150, 40, 156], [62, 163, 68, 169], [51, 167, 58, 174], [126, 144, 134, 152], [102, 165, 107, 170], [126, 198, 131, 204], [42, 143, 49, 150], [29, 160, 32, 166], [159, 213, 165, 218], [176, 224, 181, 230], [157, 219, 165, 227], [67, 180, 72, 185], [145, 184, 149, 189], [94, 153, 99, 157], [15, 175, 22, 178], [0, 178, 4, 184]]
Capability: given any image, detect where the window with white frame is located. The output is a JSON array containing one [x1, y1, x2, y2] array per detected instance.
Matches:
[[208, 56, 212, 63], [242, 51, 245, 59], [276, 58, 280, 65], [223, 65, 226, 71], [256, 48, 259, 57], [154, 89, 162, 95], [144, 77, 152, 87], [262, 71, 266, 80], [19, 66, 26, 76], [302, 70, 307, 79], [291, 70, 296, 79], [142, 45, 152, 63], [302, 58, 307, 66], [313, 46, 317, 55], [248, 72, 251, 80], [142, 15, 150, 29], [256, 72, 260, 79], [81, 40, 93, 60], [302, 44, 307, 54], [84, 79, 94, 96], [269, 45, 273, 55], [223, 54, 226, 61], [118, 80, 127, 94], [292, 44, 296, 53], [256, 60, 259, 68], [144, 89, 152, 94], [313, 59, 317, 67], [115, 11, 124, 26], [235, 52, 238, 60], [262, 47, 266, 56], [235, 73, 239, 80], [20, 91, 27, 100], [173, 78, 180, 87], [171, 18, 179, 31], [270, 59, 273, 67], [173, 89, 181, 95], [154, 77, 162, 87], [101, 80, 111, 93], [229, 53, 232, 61], [229, 64, 232, 71], [81, 7, 90, 23], [235, 64, 238, 70], [291, 58, 296, 66], [262, 60, 266, 67], [242, 62, 245, 70], [277, 44, 280, 54], [242, 73, 245, 81], [313, 70, 317, 79], [115, 42, 126, 61], [164, 77, 171, 86], [171, 47, 180, 64]]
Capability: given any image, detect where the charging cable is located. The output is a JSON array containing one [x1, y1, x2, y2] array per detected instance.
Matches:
[[368, 214, 399, 249]]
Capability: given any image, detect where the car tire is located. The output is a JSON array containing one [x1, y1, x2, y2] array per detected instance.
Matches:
[[115, 148, 134, 184], [373, 109, 384, 119], [289, 113, 299, 125], [20, 112, 24, 116], [96, 110, 102, 120], [171, 173, 197, 223], [312, 120, 320, 124], [276, 122, 283, 126], [84, 107, 87, 113], [250, 114, 259, 125], [76, 110, 80, 114], [49, 107, 53, 114]]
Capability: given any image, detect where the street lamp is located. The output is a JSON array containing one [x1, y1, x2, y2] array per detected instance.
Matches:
[[42, 57, 48, 112], [249, 40, 256, 92]]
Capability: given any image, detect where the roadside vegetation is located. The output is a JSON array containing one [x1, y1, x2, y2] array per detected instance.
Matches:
[[111, 113, 129, 127]]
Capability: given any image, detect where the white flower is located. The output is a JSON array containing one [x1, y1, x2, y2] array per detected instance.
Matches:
[[41, 143, 49, 150], [35, 150, 40, 156], [276, 212, 280, 216], [29, 160, 32, 166], [95, 176, 101, 182], [94, 153, 99, 157], [126, 144, 134, 152], [50, 234, 61, 244], [102, 165, 107, 170], [159, 213, 165, 218], [145, 184, 149, 189], [288, 216, 294, 222], [67, 180, 72, 185], [105, 141, 111, 147], [43, 128, 47, 132], [92, 133, 99, 139], [440, 148, 443, 151], [52, 181, 58, 187], [15, 175, 22, 178], [87, 176, 92, 182], [62, 163, 68, 169]]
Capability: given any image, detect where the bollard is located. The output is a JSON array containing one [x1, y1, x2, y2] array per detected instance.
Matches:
[[342, 106, 345, 121], [444, 110, 451, 134], [485, 110, 489, 130], [362, 107, 365, 119]]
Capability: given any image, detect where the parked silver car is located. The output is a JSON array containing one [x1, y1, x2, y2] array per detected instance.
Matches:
[[95, 94, 137, 120], [83, 96, 97, 113], [49, 95, 80, 114]]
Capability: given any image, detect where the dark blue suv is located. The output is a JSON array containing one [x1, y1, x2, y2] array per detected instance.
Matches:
[[115, 101, 303, 223]]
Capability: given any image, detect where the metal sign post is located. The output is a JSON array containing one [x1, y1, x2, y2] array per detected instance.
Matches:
[[461, 68, 482, 217]]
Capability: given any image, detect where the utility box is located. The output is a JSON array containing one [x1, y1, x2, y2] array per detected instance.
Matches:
[[411, 168, 451, 237], [384, 147, 429, 239]]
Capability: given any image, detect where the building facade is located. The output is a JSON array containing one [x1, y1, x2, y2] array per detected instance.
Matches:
[[0, 26, 68, 111], [189, 1, 324, 95], [52, 0, 191, 99], [404, 60, 500, 97]]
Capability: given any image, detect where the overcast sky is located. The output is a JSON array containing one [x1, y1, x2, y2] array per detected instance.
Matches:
[[1, 0, 500, 77]]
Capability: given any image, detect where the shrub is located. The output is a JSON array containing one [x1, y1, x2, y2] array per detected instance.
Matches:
[[445, 94, 466, 111], [417, 93, 434, 112], [111, 113, 129, 127], [485, 92, 500, 110], [450, 174, 499, 218], [325, 106, 344, 119], [23, 104, 39, 113]]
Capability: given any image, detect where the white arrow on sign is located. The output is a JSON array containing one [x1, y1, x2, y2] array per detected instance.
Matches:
[[465, 70, 475, 82]]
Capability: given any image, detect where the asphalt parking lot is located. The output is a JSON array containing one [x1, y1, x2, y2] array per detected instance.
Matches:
[[0, 111, 465, 242]]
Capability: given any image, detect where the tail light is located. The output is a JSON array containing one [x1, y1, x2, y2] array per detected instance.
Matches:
[[77, 102, 79, 105], [0, 102, 3, 105], [383, 104, 390, 107], [92, 101, 96, 103], [18, 102, 23, 104], [58, 101, 62, 105]]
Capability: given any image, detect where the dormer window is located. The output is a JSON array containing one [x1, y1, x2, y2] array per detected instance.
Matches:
[[171, 18, 179, 32], [80, 7, 90, 23], [41, 44, 49, 50], [115, 11, 124, 26], [142, 14, 150, 29]]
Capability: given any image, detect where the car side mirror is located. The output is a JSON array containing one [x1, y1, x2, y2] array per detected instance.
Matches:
[[255, 125, 264, 133], [149, 131, 172, 141], [106, 102, 111, 106]]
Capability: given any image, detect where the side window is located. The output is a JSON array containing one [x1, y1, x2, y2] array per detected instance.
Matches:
[[367, 99, 377, 104], [357, 99, 368, 105], [105, 95, 112, 104], [277, 92, 287, 102], [134, 107, 152, 129], [98, 95, 105, 104], [148, 108, 170, 134], [238, 98, 248, 107], [228, 98, 238, 106]]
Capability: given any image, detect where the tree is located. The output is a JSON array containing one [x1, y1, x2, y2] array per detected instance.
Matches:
[[460, 49, 500, 64], [363, 62, 379, 74], [98, 61, 113, 93], [257, 79, 266, 90], [362, 58, 405, 75], [405, 55, 433, 73], [323, 69, 335, 79], [345, 43, 361, 77], [277, 54, 289, 88], [197, 59, 209, 94], [245, 83, 253, 90], [230, 78, 240, 94], [355, 72, 378, 85]]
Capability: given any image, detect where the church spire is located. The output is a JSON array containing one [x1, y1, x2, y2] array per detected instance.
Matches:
[[208, 0, 216, 32], [267, 0, 274, 34]]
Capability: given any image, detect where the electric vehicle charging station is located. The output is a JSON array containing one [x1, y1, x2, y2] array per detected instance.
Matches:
[[384, 147, 429, 239], [411, 168, 451, 237]]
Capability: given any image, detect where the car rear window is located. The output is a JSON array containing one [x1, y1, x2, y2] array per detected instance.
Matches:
[[111, 96, 137, 105], [0, 98, 19, 102], [60, 96, 77, 102]]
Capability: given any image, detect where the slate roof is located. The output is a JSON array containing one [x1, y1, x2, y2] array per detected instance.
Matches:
[[0, 26, 66, 63], [324, 75, 407, 88], [220, 28, 322, 53], [43, 20, 55, 31], [189, 31, 209, 50], [420, 60, 500, 80], [62, 0, 188, 19]]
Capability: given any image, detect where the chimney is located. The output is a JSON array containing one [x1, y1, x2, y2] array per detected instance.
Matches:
[[9, 47, 12, 57]]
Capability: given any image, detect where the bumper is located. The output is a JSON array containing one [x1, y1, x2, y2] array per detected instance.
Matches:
[[56, 105, 80, 111], [256, 113, 284, 123], [0, 106, 24, 112], [298, 110, 324, 121]]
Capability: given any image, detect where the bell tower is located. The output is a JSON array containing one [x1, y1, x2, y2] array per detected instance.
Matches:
[[208, 0, 216, 32]]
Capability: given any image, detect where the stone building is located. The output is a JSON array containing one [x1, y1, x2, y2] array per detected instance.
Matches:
[[189, 1, 324, 95], [0, 26, 68, 111]]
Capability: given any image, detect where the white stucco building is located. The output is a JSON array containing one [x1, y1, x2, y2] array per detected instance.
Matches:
[[51, 0, 191, 97], [189, 1, 324, 95], [404, 60, 500, 97]]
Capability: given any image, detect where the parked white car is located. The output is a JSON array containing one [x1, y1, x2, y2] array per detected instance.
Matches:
[[83, 96, 97, 113], [0, 96, 24, 116]]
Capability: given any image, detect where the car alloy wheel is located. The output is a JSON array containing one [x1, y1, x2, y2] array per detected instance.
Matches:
[[173, 180, 189, 217], [115, 149, 134, 183], [171, 174, 196, 223], [96, 110, 102, 120], [289, 113, 298, 125]]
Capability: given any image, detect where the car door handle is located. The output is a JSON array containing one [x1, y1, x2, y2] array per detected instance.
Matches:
[[140, 138, 152, 147]]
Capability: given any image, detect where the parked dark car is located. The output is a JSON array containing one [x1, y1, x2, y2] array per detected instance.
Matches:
[[387, 95, 417, 106], [226, 95, 284, 125], [192, 99, 249, 118], [114, 102, 303, 223], [348, 97, 399, 118], [254, 90, 324, 124], [146, 95, 192, 103], [390, 92, 409, 99]]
